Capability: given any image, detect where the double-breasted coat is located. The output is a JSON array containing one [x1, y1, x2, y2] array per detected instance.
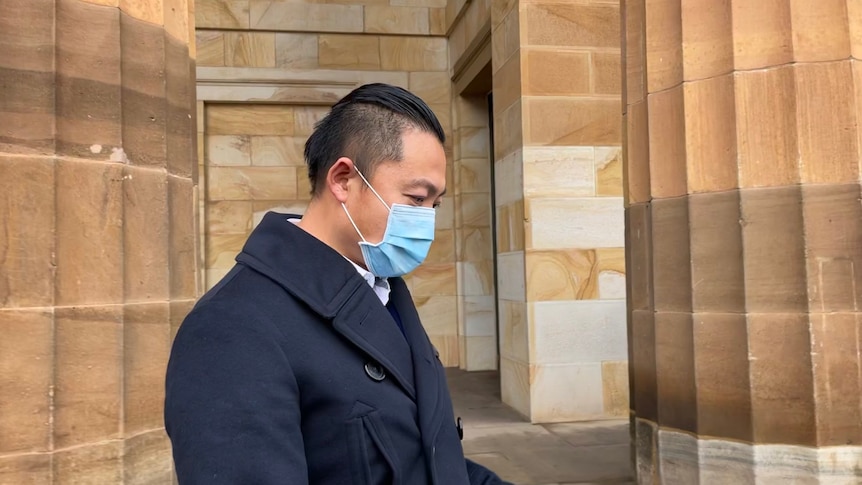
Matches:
[[165, 212, 508, 485]]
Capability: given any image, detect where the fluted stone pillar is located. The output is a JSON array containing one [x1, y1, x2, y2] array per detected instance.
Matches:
[[623, 0, 862, 482], [0, 0, 197, 482]]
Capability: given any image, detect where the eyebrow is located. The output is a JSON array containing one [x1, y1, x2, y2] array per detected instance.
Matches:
[[406, 178, 447, 197]]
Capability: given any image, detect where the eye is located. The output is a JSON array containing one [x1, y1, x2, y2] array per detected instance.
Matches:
[[409, 195, 426, 205], [432, 200, 442, 209]]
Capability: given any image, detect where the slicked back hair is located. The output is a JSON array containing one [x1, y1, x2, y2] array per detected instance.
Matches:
[[304, 83, 446, 197]]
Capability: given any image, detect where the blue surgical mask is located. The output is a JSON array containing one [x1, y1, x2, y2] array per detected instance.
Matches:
[[342, 167, 436, 278]]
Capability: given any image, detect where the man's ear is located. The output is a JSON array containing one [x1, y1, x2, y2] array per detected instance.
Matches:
[[326, 157, 355, 203]]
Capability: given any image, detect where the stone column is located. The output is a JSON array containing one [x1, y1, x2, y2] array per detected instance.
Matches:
[[491, 0, 627, 423], [624, 0, 862, 481], [0, 0, 197, 482]]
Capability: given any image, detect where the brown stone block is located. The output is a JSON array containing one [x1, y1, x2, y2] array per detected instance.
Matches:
[[0, 309, 53, 454], [165, 36, 195, 178], [0, 0, 55, 154], [624, 100, 650, 204], [318, 34, 381, 70], [53, 440, 123, 483], [195, 0, 249, 29], [54, 305, 123, 449], [740, 186, 808, 312], [526, 249, 625, 301], [526, 97, 621, 146], [249, 1, 363, 33], [411, 263, 457, 297], [851, 1, 862, 58], [0, 454, 51, 484], [623, 0, 646, 104], [689, 190, 744, 313], [55, 159, 124, 306], [650, 196, 692, 312], [644, 0, 682, 92], [0, 156, 55, 307], [630, 309, 657, 421], [524, 3, 619, 48], [855, 61, 862, 162], [647, 86, 686, 198], [734, 66, 799, 188], [683, 74, 738, 193], [748, 313, 816, 445], [491, 55, 521, 115], [225, 32, 276, 68], [491, 7, 519, 72], [430, 7, 446, 35], [121, 13, 168, 168], [789, 0, 850, 62], [195, 31, 224, 67], [680, 0, 732, 81], [493, 101, 523, 161], [275, 33, 318, 69], [124, 303, 171, 435], [596, 147, 622, 197], [655, 312, 697, 433], [164, 0, 190, 44], [692, 312, 752, 441], [523, 49, 590, 96], [170, 299, 196, 339], [593, 51, 621, 95], [124, 430, 173, 484], [801, 184, 862, 313], [55, 0, 122, 159], [625, 203, 652, 311], [123, 166, 169, 302], [206, 104, 295, 135], [409, 71, 451, 106], [810, 313, 862, 446], [731, 0, 793, 70], [169, 175, 198, 299], [794, 61, 859, 184], [380, 36, 447, 71]]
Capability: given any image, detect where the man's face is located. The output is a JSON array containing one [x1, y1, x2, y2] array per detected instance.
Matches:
[[347, 129, 447, 249]]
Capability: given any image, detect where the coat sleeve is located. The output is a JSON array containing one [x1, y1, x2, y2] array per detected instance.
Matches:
[[465, 458, 515, 485], [164, 303, 308, 485]]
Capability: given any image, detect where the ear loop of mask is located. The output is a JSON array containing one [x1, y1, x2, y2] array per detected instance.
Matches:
[[341, 164, 387, 243]]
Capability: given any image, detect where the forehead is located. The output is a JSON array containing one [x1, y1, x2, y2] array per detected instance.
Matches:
[[377, 130, 446, 187]]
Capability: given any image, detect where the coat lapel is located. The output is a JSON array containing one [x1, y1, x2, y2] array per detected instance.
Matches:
[[235, 212, 416, 400]]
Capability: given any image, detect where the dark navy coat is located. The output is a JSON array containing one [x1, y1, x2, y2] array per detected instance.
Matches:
[[165, 212, 508, 485]]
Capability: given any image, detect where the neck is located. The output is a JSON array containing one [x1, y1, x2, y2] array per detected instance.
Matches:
[[297, 200, 366, 268]]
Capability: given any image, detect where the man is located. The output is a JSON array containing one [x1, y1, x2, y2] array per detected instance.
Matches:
[[165, 83, 510, 485]]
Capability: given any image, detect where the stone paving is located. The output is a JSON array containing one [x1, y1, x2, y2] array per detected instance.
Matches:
[[448, 369, 635, 485]]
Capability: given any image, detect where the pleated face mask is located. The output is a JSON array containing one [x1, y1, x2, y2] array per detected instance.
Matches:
[[342, 167, 436, 278]]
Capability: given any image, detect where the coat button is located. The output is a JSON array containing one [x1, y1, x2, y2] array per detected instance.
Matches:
[[364, 362, 386, 381]]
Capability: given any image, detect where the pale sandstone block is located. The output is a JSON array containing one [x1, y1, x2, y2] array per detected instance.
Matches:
[[123, 430, 174, 483], [523, 49, 590, 96], [459, 127, 490, 159], [206, 268, 231, 289], [380, 36, 447, 71], [253, 202, 308, 227], [275, 33, 318, 69], [205, 232, 248, 268], [460, 226, 493, 263], [195, 31, 225, 67], [121, 0, 163, 25], [500, 357, 531, 417], [365, 6, 430, 35], [426, 228, 455, 263], [357, 70, 411, 89], [392, 0, 446, 8], [531, 300, 627, 364], [460, 192, 491, 228], [497, 251, 526, 301], [595, 147, 622, 196], [293, 106, 329, 136], [499, 300, 528, 362], [411, 263, 457, 297], [429, 333, 459, 367], [491, 6, 519, 71], [530, 362, 604, 422], [250, 136, 306, 166], [492, 54, 521, 113], [493, 149, 523, 206], [207, 135, 251, 166], [493, 100, 524, 160], [225, 32, 275, 67], [526, 97, 621, 147], [250, 1, 363, 32], [463, 295, 496, 336], [415, 295, 458, 335], [459, 158, 491, 194], [464, 336, 498, 371], [525, 248, 625, 301], [296, 167, 313, 199], [409, 71, 451, 105], [206, 200, 253, 233], [429, 7, 446, 35], [318, 34, 381, 70], [436, 195, 455, 230], [457, 260, 495, 296], [523, 146, 594, 198], [195, 0, 248, 29], [528, 198, 624, 250], [602, 361, 629, 417]]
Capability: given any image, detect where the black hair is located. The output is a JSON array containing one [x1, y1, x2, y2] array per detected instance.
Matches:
[[303, 83, 446, 196]]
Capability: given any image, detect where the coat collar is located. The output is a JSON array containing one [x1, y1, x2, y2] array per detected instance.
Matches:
[[235, 212, 415, 399]]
